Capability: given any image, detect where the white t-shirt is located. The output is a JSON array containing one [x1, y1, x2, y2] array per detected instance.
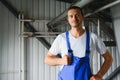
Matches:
[[49, 31, 106, 71]]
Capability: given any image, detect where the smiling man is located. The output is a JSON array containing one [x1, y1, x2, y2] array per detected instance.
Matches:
[[45, 6, 113, 80]]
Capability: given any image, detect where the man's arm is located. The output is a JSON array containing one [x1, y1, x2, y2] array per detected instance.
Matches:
[[90, 50, 113, 80], [44, 52, 72, 66]]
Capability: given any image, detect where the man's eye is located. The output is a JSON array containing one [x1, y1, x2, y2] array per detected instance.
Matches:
[[70, 15, 73, 18]]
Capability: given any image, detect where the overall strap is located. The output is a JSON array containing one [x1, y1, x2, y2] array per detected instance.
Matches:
[[66, 31, 73, 56], [85, 31, 90, 56], [66, 31, 90, 57]]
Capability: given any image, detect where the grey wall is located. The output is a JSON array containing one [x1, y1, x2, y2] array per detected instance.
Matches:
[[111, 3, 120, 55], [88, 21, 120, 80], [0, 2, 21, 80], [0, 0, 71, 80], [111, 3, 120, 80]]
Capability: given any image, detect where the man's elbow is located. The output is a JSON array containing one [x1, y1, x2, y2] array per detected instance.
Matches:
[[103, 50, 113, 65], [105, 51, 113, 65], [109, 53, 113, 65], [44, 55, 49, 65]]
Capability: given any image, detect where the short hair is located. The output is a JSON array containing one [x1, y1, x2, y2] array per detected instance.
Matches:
[[67, 6, 84, 17]]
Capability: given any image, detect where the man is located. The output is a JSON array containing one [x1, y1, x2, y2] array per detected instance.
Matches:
[[45, 6, 112, 80]]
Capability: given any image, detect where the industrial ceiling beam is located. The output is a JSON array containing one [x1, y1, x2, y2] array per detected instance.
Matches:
[[0, 0, 51, 49], [48, 0, 119, 29], [104, 41, 116, 46], [85, 0, 120, 17], [47, 0, 94, 29], [91, 19, 115, 40], [100, 20, 115, 40], [95, 12, 112, 22], [57, 0, 78, 3], [47, 0, 120, 40]]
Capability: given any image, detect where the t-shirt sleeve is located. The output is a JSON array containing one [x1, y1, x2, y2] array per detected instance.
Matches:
[[49, 35, 61, 55], [92, 33, 107, 55]]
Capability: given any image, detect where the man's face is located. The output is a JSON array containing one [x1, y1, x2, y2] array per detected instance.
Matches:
[[67, 9, 84, 28]]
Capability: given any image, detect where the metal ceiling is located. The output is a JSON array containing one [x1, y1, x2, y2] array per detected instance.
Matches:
[[47, 0, 120, 41], [47, 0, 94, 30], [57, 0, 78, 3]]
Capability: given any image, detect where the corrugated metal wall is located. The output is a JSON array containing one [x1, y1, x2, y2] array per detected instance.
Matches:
[[88, 21, 120, 80], [111, 3, 120, 80], [0, 1, 20, 80], [0, 0, 120, 80], [0, 0, 71, 80]]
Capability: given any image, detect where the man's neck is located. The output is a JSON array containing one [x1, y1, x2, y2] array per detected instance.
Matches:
[[70, 26, 85, 38]]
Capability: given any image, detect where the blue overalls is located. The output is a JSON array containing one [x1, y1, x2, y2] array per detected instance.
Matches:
[[58, 31, 92, 80]]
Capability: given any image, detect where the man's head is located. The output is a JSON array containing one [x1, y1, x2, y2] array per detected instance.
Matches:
[[67, 6, 83, 17], [67, 6, 84, 28]]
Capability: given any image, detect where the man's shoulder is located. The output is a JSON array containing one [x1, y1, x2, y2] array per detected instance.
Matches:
[[89, 32, 98, 38], [88, 31, 100, 42], [57, 32, 66, 38]]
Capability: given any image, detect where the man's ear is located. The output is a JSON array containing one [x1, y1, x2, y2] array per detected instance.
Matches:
[[67, 16, 69, 23]]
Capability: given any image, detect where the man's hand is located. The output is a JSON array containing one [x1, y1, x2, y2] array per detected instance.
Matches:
[[90, 75, 101, 80], [45, 52, 72, 66], [90, 50, 112, 80], [61, 55, 72, 65]]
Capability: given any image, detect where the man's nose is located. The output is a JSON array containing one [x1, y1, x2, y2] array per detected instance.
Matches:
[[73, 16, 77, 21]]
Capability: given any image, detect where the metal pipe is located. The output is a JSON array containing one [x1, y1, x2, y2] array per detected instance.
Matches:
[[22, 32, 62, 34], [85, 0, 120, 17], [19, 19, 50, 22], [18, 13, 22, 80], [22, 35, 57, 38], [72, 0, 94, 7], [0, 0, 51, 49], [21, 31, 61, 37], [21, 13, 25, 80], [97, 19, 100, 36], [47, 0, 94, 27], [0, 71, 20, 74], [35, 32, 61, 34]]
